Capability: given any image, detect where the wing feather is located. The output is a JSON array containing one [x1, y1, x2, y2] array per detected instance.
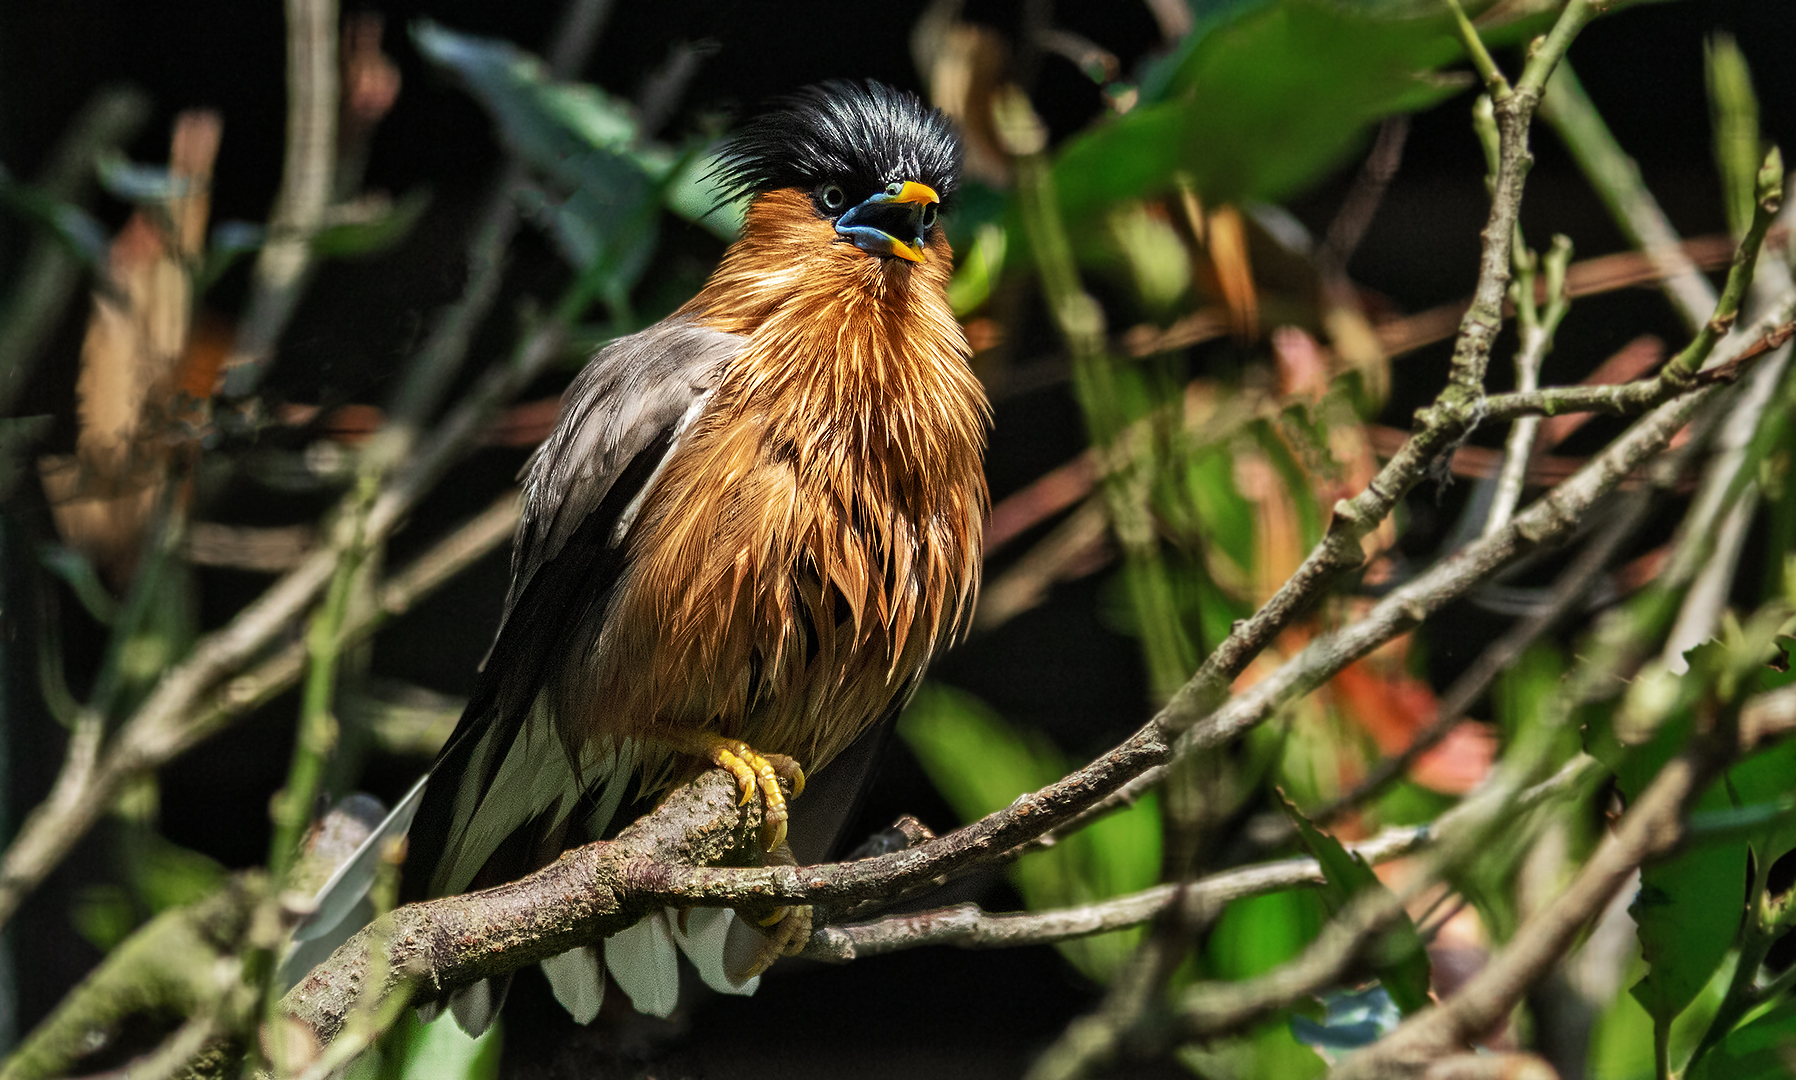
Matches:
[[401, 317, 742, 904]]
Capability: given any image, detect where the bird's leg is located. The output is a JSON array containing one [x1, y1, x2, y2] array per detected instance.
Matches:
[[732, 839, 813, 980], [662, 731, 806, 850]]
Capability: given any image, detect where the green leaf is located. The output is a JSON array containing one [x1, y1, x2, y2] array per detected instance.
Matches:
[[412, 21, 679, 297], [1726, 740, 1796, 867], [1628, 835, 1745, 1027], [1688, 999, 1796, 1080], [1278, 792, 1431, 1014], [1048, 0, 1465, 223], [344, 1007, 502, 1080], [312, 189, 433, 259], [71, 883, 137, 951], [1616, 619, 1792, 1032], [134, 834, 228, 913], [1208, 888, 1326, 980], [0, 166, 111, 271]]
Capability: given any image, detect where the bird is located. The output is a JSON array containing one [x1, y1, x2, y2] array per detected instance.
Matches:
[[293, 80, 988, 1035]]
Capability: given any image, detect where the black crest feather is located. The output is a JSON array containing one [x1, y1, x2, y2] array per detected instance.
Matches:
[[712, 81, 962, 208]]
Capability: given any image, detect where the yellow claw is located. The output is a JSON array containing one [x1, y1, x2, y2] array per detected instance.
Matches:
[[680, 734, 805, 851]]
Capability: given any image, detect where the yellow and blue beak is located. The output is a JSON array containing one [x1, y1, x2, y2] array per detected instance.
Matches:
[[834, 180, 940, 263]]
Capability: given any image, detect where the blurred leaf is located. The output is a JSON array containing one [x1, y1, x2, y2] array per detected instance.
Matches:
[[1278, 792, 1431, 1014], [1183, 1017, 1328, 1080], [313, 189, 433, 259], [68, 834, 226, 952], [0, 166, 111, 272], [1705, 33, 1762, 239], [39, 543, 119, 624], [900, 683, 1161, 981], [1209, 887, 1324, 979], [947, 222, 1007, 317], [1494, 640, 1567, 742], [345, 1007, 501, 1080], [1290, 985, 1402, 1050], [1048, 0, 1465, 226], [1108, 202, 1190, 314], [413, 21, 680, 298], [1589, 970, 1658, 1080], [653, 149, 743, 241], [1688, 999, 1796, 1080], [1372, 778, 1454, 827], [1179, 443, 1255, 574], [72, 884, 137, 951], [133, 833, 228, 913], [93, 150, 192, 204]]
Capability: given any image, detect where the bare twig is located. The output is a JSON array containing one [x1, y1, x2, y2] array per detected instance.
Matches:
[[1485, 235, 1572, 537], [1313, 483, 1653, 825], [1025, 294, 1791, 860], [274, 294, 1785, 1054], [804, 826, 1429, 962], [1660, 180, 1796, 670], [220, 0, 339, 397], [1172, 2, 1600, 735]]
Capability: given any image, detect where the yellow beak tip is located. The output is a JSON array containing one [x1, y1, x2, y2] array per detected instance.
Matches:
[[893, 181, 941, 206], [890, 240, 926, 263]]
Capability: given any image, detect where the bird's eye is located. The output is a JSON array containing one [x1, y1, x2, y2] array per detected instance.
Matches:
[[920, 203, 939, 230], [884, 181, 904, 198], [820, 184, 846, 212]]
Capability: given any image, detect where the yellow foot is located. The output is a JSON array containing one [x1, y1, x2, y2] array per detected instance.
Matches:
[[742, 903, 812, 977], [677, 734, 805, 850], [730, 840, 812, 979]]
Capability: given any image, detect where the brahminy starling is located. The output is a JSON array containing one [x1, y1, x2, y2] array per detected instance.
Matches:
[[295, 80, 985, 1034]]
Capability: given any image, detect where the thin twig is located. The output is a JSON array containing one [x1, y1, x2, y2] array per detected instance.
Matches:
[[1020, 295, 1791, 859], [265, 291, 1780, 1065], [1485, 235, 1573, 537], [1660, 183, 1796, 670], [1313, 483, 1653, 826], [221, 0, 340, 397], [804, 826, 1429, 962], [1442, 0, 1509, 100], [1171, 2, 1599, 735]]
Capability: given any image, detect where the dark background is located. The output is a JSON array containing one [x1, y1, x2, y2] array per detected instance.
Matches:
[[3, 0, 1794, 1075]]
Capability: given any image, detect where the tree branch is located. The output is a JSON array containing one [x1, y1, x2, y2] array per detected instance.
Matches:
[[802, 826, 1430, 963], [275, 286, 1790, 1057], [281, 770, 769, 1044]]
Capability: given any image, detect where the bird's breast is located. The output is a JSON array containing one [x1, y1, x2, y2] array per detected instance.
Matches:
[[572, 307, 988, 790]]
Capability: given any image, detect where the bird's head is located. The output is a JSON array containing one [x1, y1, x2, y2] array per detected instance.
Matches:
[[712, 81, 961, 265]]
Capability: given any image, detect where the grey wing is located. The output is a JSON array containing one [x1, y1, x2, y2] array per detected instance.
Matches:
[[499, 314, 742, 637], [400, 315, 741, 906]]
